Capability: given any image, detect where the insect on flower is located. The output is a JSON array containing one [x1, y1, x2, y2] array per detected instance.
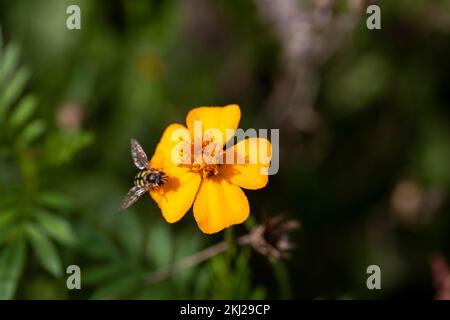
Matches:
[[119, 138, 167, 211], [149, 104, 272, 234]]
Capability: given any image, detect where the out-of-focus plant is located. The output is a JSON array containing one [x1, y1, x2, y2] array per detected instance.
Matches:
[[139, 216, 299, 299], [0, 31, 93, 299]]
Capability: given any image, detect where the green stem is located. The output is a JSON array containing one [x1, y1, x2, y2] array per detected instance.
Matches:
[[272, 260, 292, 299], [15, 147, 38, 218], [224, 227, 235, 264]]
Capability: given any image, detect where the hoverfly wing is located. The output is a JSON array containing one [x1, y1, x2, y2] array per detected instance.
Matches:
[[131, 138, 149, 170], [119, 186, 148, 211]]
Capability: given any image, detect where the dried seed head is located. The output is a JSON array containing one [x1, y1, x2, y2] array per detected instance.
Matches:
[[248, 215, 300, 260], [56, 102, 84, 131]]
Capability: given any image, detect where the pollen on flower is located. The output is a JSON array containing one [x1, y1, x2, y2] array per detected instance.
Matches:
[[177, 137, 222, 178], [190, 162, 219, 178]]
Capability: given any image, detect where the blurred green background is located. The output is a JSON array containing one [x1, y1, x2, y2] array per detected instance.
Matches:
[[0, 0, 449, 299]]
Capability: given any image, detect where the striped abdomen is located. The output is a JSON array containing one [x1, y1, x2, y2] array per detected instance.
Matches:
[[134, 170, 148, 188]]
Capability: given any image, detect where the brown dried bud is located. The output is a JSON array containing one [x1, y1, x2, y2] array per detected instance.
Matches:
[[56, 102, 84, 131], [247, 215, 300, 260]]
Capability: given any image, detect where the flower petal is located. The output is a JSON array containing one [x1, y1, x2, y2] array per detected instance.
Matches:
[[186, 104, 241, 145], [193, 176, 249, 234], [221, 138, 272, 190], [150, 123, 191, 169], [150, 171, 201, 223]]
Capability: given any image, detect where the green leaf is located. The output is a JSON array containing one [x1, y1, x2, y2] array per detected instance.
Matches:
[[9, 95, 38, 129], [194, 267, 211, 299], [0, 210, 16, 228], [25, 223, 62, 277], [146, 223, 172, 268], [0, 227, 15, 247], [18, 119, 46, 146], [0, 238, 26, 299], [35, 210, 76, 246], [36, 191, 73, 210], [0, 210, 17, 246], [0, 67, 31, 117], [75, 222, 120, 260], [82, 263, 125, 286], [0, 43, 20, 89], [173, 230, 202, 286], [90, 273, 142, 299], [116, 213, 143, 260], [45, 131, 94, 166]]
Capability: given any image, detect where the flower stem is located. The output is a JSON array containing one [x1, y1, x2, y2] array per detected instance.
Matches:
[[272, 260, 292, 299]]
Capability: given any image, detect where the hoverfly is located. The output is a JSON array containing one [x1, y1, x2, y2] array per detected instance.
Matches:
[[119, 138, 167, 211]]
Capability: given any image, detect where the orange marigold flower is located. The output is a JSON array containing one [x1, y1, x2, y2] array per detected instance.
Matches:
[[149, 104, 272, 234]]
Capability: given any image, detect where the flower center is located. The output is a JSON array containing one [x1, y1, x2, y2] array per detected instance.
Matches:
[[190, 162, 219, 178], [177, 137, 222, 178]]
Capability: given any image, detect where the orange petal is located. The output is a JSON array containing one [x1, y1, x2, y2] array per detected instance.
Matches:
[[193, 176, 249, 234], [186, 104, 241, 145], [221, 138, 272, 190], [150, 123, 191, 170], [150, 171, 201, 223]]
